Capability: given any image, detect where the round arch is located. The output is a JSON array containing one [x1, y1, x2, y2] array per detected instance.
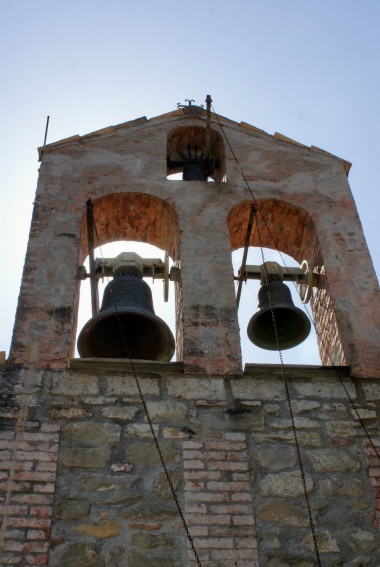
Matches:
[[79, 192, 180, 263], [75, 192, 181, 360]]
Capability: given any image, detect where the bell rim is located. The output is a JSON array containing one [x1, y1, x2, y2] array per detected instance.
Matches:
[[77, 307, 175, 361], [247, 304, 311, 351]]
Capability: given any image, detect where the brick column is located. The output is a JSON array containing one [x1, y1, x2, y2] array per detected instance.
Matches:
[[183, 433, 259, 567], [0, 423, 60, 566], [364, 439, 380, 529]]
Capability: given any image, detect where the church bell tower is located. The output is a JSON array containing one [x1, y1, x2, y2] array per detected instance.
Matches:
[[1, 99, 379, 566]]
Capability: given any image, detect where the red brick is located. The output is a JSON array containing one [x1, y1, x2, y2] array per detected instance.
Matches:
[[17, 433, 59, 444], [225, 433, 246, 441], [207, 481, 251, 492], [204, 441, 246, 451], [12, 472, 56, 483], [188, 525, 209, 537], [33, 483, 56, 494], [207, 461, 249, 472], [209, 504, 253, 515], [0, 450, 11, 460], [0, 553, 23, 564], [231, 493, 253, 503], [0, 432, 15, 440], [0, 504, 28, 515], [11, 495, 52, 505], [185, 492, 229, 503], [232, 515, 255, 526], [183, 460, 205, 470], [40, 424, 60, 433], [27, 529, 48, 540], [15, 451, 57, 462], [369, 467, 380, 478], [35, 462, 57, 472], [226, 451, 249, 461], [6, 517, 51, 529], [0, 482, 31, 492], [234, 537, 258, 549], [192, 537, 234, 549], [25, 554, 49, 565], [182, 441, 203, 450], [184, 471, 221, 481], [185, 503, 207, 514], [186, 514, 230, 526], [30, 506, 53, 517], [23, 541, 49, 553]]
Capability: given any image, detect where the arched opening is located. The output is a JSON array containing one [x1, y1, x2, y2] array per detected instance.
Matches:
[[76, 192, 180, 361], [167, 126, 226, 181], [232, 246, 321, 366], [77, 241, 176, 359], [228, 200, 345, 367]]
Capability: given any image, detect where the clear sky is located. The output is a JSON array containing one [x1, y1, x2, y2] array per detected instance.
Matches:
[[1, 0, 379, 365]]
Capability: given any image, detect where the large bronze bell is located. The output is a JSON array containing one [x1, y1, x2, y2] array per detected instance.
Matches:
[[77, 273, 175, 361], [247, 281, 311, 350]]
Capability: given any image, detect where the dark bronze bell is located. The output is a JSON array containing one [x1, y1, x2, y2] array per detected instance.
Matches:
[[247, 281, 311, 350], [77, 273, 175, 361]]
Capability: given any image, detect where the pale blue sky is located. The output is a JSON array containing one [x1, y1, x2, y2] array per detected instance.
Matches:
[[1, 0, 379, 365]]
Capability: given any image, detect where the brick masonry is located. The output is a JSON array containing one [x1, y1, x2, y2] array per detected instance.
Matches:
[[9, 109, 380, 377], [2, 108, 380, 566], [364, 438, 380, 529], [1, 364, 380, 565], [184, 434, 259, 567], [0, 422, 60, 566]]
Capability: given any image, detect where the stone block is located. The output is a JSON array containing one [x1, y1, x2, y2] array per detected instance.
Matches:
[[257, 502, 309, 526], [63, 422, 121, 446], [74, 520, 121, 539], [145, 400, 188, 422], [292, 379, 356, 399], [57, 543, 103, 567], [167, 378, 225, 400], [105, 376, 159, 396], [231, 378, 283, 401], [52, 373, 98, 396], [56, 500, 90, 520], [60, 447, 111, 469], [307, 449, 361, 472], [102, 406, 139, 420], [259, 471, 313, 497]]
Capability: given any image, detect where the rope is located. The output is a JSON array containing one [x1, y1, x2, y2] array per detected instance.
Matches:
[[257, 235, 322, 566], [212, 104, 322, 565], [109, 289, 203, 567], [89, 211, 202, 566], [211, 103, 380, 461]]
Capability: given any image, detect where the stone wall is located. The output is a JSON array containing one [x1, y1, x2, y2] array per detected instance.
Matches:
[[1, 362, 379, 566]]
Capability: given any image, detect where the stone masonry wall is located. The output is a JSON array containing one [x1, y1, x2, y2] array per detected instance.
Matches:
[[1, 363, 380, 566]]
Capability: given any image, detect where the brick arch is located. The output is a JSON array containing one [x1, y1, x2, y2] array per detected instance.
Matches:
[[227, 199, 319, 265], [227, 199, 346, 367], [79, 192, 180, 263]]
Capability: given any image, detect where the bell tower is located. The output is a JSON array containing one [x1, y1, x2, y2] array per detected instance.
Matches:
[[1, 101, 380, 566]]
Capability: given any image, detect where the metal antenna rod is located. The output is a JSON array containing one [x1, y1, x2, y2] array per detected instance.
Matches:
[[43, 116, 50, 147], [205, 95, 212, 165]]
